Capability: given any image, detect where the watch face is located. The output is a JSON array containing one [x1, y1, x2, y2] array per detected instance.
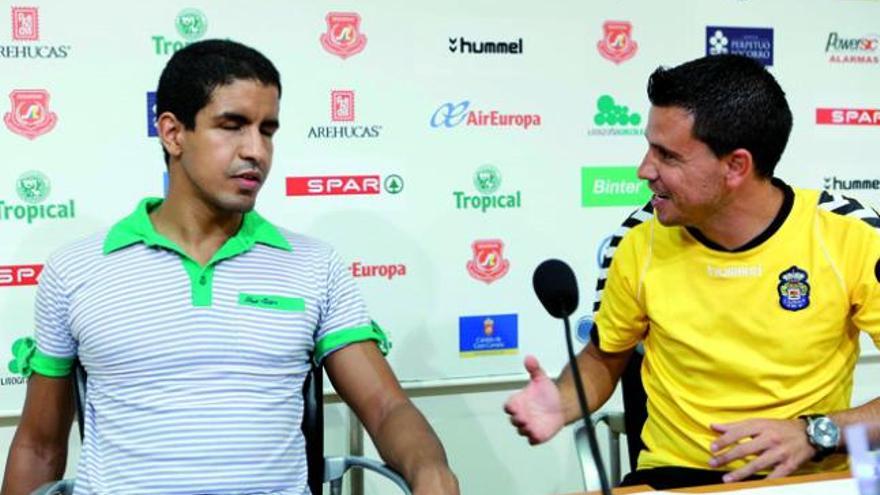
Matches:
[[812, 417, 840, 449]]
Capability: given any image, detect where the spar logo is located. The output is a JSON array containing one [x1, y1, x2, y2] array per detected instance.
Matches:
[[307, 90, 383, 139], [4, 89, 57, 139], [0, 171, 76, 224], [320, 12, 367, 59], [430, 101, 541, 130], [1, 7, 71, 59], [453, 165, 522, 213], [151, 8, 208, 56], [816, 108, 880, 126], [466, 239, 510, 284], [0, 264, 42, 286], [286, 174, 404, 196], [588, 94, 644, 136], [826, 32, 879, 64], [597, 21, 638, 64], [350, 261, 407, 280], [706, 26, 774, 66]]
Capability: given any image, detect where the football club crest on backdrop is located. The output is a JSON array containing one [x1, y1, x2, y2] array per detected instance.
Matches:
[[466, 239, 510, 284], [597, 21, 638, 64], [778, 266, 810, 311], [321, 12, 367, 59], [4, 89, 57, 139]]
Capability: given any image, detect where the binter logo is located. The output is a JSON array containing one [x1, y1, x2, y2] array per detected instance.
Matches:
[[151, 8, 208, 56], [1, 7, 71, 59], [816, 108, 880, 126], [581, 166, 651, 207], [350, 261, 407, 280], [430, 101, 541, 130], [286, 174, 403, 196], [4, 89, 57, 139], [308, 90, 383, 139], [706, 26, 774, 66], [826, 32, 879, 64], [0, 264, 42, 287], [320, 12, 367, 59], [597, 21, 638, 64]]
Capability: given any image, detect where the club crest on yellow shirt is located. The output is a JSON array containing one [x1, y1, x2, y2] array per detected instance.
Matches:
[[778, 266, 810, 311]]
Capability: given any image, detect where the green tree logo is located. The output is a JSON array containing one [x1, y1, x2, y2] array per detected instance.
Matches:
[[15, 171, 50, 204], [175, 8, 208, 41], [594, 95, 641, 127], [473, 165, 501, 194]]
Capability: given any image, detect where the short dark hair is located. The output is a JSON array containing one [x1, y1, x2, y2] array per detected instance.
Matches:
[[647, 54, 792, 178], [156, 39, 281, 164]]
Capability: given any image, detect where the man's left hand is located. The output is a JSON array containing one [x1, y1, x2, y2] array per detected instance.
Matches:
[[709, 418, 816, 482]]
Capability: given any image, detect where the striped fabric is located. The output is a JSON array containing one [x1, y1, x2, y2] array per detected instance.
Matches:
[[818, 190, 880, 228], [34, 200, 373, 495]]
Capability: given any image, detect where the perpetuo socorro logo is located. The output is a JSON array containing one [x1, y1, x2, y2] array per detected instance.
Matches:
[[4, 89, 57, 139], [581, 167, 651, 207], [1, 7, 71, 59], [459, 313, 518, 357], [588, 95, 644, 136], [151, 8, 208, 56], [286, 174, 403, 196], [466, 239, 510, 284], [706, 26, 774, 66], [146, 91, 157, 137], [320, 12, 367, 59], [453, 165, 522, 212], [0, 171, 76, 223], [816, 107, 880, 125], [597, 21, 637, 64], [0, 264, 42, 286], [350, 261, 407, 280], [307, 90, 383, 139], [430, 100, 541, 130]]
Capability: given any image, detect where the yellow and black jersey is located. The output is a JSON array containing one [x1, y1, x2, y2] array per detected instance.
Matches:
[[593, 179, 880, 474]]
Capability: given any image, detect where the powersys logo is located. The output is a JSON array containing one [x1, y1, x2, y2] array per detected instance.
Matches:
[[597, 21, 637, 64], [350, 261, 407, 280], [430, 101, 541, 130], [307, 90, 382, 139], [151, 8, 208, 56], [459, 313, 518, 357], [581, 166, 651, 207], [320, 12, 367, 59], [826, 32, 879, 64], [286, 174, 404, 196], [448, 36, 523, 55], [1, 6, 71, 59], [0, 171, 76, 223], [4, 89, 57, 139], [466, 239, 510, 284], [706, 26, 773, 66], [453, 165, 522, 212], [0, 264, 42, 286], [816, 108, 880, 125], [588, 95, 644, 136], [146, 91, 157, 137]]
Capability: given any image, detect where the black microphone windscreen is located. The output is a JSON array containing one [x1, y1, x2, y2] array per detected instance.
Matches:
[[532, 259, 579, 319]]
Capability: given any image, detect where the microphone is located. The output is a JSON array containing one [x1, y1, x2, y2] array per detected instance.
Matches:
[[533, 259, 611, 495]]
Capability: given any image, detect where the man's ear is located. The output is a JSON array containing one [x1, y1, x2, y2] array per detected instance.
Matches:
[[723, 148, 754, 188], [157, 112, 186, 162]]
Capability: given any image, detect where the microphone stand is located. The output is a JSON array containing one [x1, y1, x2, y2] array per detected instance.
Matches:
[[564, 316, 612, 495]]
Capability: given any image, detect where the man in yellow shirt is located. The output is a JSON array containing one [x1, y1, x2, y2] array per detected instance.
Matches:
[[505, 54, 880, 489]]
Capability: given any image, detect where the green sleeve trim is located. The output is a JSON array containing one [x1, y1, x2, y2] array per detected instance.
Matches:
[[314, 320, 391, 364], [8, 337, 74, 378]]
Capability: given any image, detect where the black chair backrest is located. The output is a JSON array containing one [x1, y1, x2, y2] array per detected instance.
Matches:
[[620, 349, 647, 471], [302, 364, 324, 495]]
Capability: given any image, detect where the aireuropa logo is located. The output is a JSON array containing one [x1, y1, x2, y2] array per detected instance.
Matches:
[[0, 171, 76, 223], [453, 165, 522, 213], [588, 95, 644, 137], [826, 32, 879, 64], [1, 7, 71, 59], [350, 261, 407, 280], [459, 313, 518, 357], [4, 89, 57, 139], [146, 91, 157, 137], [823, 176, 880, 191], [448, 36, 523, 55], [320, 12, 367, 59], [430, 101, 541, 130], [466, 239, 510, 284], [581, 167, 651, 207], [285, 174, 403, 196], [816, 108, 880, 125], [308, 90, 382, 139], [0, 264, 42, 286], [597, 21, 637, 64], [706, 26, 773, 66], [151, 8, 208, 56]]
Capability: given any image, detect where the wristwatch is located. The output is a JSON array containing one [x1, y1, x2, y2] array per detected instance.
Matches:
[[800, 414, 840, 461]]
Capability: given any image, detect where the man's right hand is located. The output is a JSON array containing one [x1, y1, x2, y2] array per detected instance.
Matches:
[[503, 355, 565, 445]]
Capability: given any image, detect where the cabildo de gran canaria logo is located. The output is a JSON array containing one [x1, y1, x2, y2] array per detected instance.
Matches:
[[151, 8, 208, 56], [0, 171, 75, 224], [453, 165, 522, 212]]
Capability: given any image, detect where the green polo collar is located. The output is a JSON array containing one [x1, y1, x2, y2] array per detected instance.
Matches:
[[103, 197, 291, 256]]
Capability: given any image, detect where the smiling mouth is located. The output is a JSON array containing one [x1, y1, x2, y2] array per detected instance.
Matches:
[[232, 170, 262, 184]]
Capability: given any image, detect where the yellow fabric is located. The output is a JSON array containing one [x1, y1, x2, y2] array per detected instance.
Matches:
[[595, 187, 880, 474]]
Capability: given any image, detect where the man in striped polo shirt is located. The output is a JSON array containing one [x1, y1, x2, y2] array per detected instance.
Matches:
[[3, 40, 459, 495]]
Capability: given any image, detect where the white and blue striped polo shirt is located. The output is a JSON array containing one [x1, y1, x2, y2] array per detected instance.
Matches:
[[32, 198, 388, 495]]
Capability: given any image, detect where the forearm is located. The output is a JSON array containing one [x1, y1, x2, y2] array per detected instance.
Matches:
[[556, 343, 630, 425], [831, 397, 880, 448], [1, 441, 67, 495]]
